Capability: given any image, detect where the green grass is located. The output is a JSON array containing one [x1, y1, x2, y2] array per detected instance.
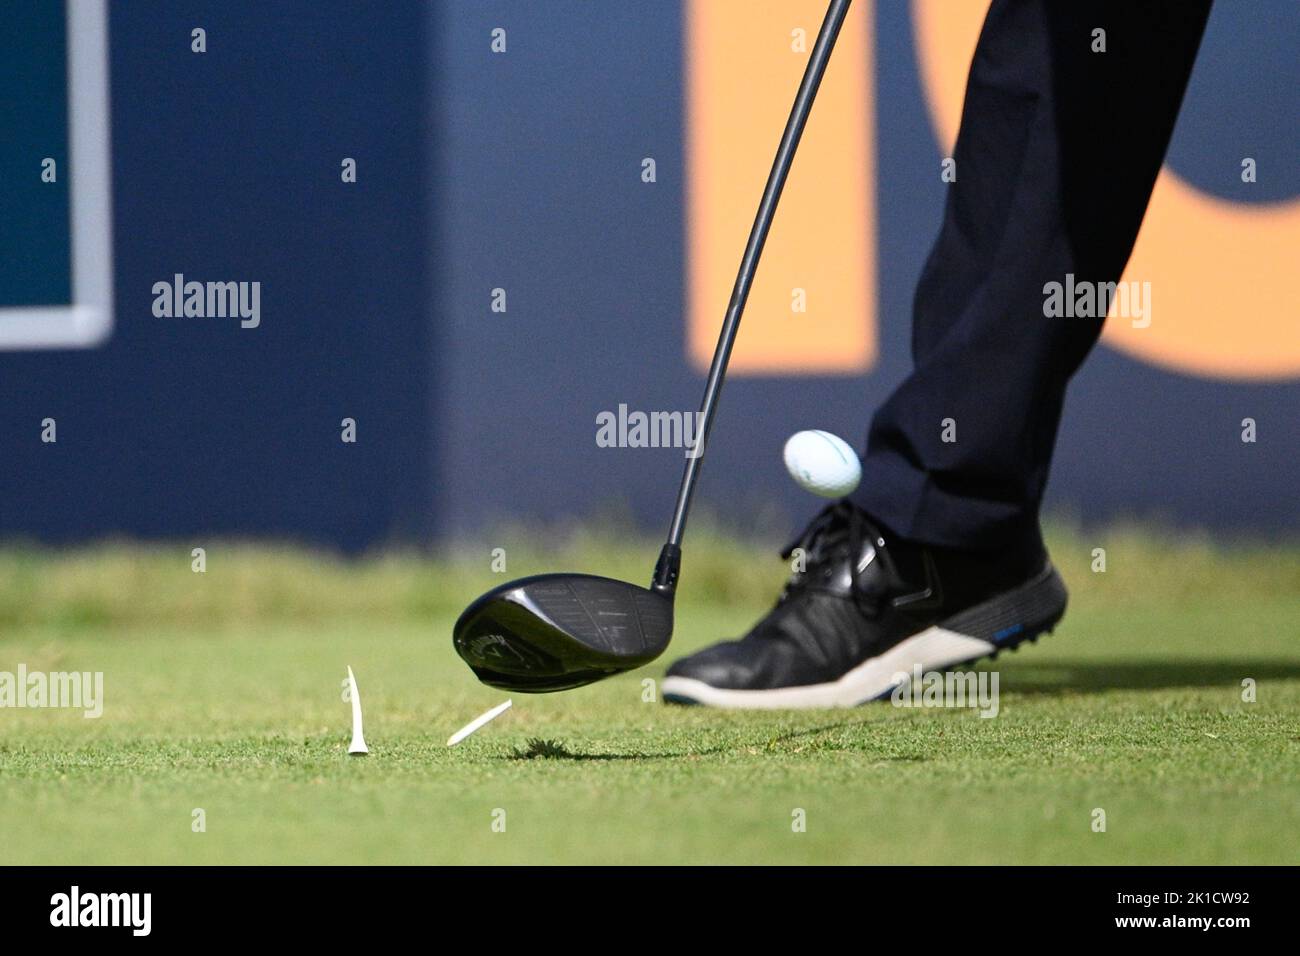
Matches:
[[1, 522, 1298, 865]]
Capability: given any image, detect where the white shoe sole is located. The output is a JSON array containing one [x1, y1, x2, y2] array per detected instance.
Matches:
[[661, 564, 1067, 709], [660, 625, 995, 709]]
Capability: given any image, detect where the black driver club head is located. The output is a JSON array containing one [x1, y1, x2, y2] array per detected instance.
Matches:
[[453, 573, 675, 692]]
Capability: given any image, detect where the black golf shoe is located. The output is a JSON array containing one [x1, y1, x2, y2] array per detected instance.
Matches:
[[662, 503, 1067, 708]]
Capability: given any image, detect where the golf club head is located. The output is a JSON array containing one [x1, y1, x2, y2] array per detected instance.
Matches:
[[453, 573, 674, 692]]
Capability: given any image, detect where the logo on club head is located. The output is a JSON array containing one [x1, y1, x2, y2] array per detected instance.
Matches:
[[464, 632, 552, 672], [468, 633, 517, 660]]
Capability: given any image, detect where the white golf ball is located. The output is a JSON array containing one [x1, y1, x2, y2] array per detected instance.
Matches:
[[783, 430, 861, 498]]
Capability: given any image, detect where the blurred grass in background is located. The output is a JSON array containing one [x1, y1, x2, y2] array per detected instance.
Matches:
[[1, 518, 1296, 628]]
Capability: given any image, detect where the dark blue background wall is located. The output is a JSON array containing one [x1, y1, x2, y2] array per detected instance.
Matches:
[[1, 1, 434, 551], [1, 1, 1296, 553]]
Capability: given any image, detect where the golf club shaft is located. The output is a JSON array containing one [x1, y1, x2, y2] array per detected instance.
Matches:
[[654, 0, 852, 593]]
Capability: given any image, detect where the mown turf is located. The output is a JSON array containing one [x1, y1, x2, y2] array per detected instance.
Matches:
[[1, 523, 1297, 864]]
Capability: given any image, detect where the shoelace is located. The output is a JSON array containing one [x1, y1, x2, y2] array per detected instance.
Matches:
[[779, 501, 883, 614], [736, 502, 885, 661]]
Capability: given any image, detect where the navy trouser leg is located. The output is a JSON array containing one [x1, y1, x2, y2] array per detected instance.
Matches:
[[853, 0, 1212, 552]]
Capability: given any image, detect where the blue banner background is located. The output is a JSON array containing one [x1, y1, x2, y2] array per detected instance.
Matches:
[[0, 1, 1294, 552]]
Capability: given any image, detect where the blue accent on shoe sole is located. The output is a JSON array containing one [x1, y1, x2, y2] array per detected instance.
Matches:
[[993, 623, 1023, 643]]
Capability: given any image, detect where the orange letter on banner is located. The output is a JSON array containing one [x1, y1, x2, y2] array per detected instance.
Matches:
[[686, 0, 875, 375], [912, 0, 1300, 381]]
